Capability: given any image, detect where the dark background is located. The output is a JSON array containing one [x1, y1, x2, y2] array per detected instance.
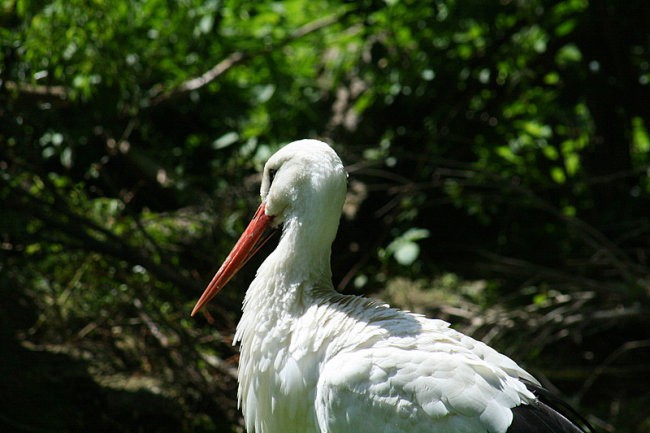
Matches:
[[2, 0, 649, 431]]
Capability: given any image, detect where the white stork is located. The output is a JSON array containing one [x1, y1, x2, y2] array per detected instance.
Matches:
[[192, 139, 593, 433]]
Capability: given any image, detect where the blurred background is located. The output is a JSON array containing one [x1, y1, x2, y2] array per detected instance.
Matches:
[[2, 0, 650, 431]]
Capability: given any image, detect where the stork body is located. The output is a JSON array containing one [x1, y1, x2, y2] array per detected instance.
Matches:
[[192, 140, 591, 433]]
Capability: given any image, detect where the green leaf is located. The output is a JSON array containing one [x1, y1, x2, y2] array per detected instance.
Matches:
[[555, 44, 582, 66], [550, 166, 566, 184], [385, 228, 430, 266], [393, 242, 420, 266], [212, 132, 240, 149], [523, 121, 552, 138]]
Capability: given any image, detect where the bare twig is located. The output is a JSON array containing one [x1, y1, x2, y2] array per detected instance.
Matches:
[[147, 12, 345, 106], [12, 173, 203, 293], [434, 163, 647, 284], [4, 80, 68, 99], [148, 51, 248, 105], [577, 339, 650, 401]]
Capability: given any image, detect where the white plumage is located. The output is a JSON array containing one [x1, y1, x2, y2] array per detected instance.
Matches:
[[192, 139, 589, 433]]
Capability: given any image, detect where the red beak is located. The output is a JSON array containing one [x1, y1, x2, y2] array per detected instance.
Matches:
[[191, 202, 274, 317]]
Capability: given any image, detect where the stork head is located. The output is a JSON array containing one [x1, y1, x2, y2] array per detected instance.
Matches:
[[261, 139, 347, 228], [191, 139, 347, 316]]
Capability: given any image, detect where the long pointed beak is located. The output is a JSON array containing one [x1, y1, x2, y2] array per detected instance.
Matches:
[[191, 202, 274, 317]]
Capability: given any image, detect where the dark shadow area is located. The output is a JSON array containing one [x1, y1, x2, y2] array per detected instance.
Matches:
[[0, 287, 184, 433]]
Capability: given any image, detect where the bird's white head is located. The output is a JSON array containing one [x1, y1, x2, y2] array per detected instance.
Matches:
[[191, 139, 347, 316], [261, 139, 347, 229]]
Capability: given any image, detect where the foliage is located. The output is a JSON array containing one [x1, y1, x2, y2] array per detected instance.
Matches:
[[2, 0, 650, 432]]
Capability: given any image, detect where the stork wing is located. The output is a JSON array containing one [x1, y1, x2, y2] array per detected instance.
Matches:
[[315, 322, 537, 433]]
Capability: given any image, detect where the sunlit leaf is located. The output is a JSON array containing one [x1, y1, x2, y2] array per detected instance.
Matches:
[[555, 43, 582, 65], [212, 132, 240, 149]]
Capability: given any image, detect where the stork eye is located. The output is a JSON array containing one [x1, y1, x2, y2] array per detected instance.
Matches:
[[268, 168, 277, 185]]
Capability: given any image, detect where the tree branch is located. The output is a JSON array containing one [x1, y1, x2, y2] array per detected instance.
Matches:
[[147, 12, 345, 106], [10, 173, 204, 294]]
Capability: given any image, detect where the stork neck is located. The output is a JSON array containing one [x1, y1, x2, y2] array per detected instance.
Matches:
[[271, 213, 336, 289], [236, 208, 338, 340]]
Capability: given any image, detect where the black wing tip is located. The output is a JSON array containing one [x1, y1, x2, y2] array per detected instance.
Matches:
[[507, 379, 596, 433]]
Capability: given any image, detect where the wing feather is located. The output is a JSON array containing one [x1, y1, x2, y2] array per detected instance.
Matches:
[[315, 316, 536, 433]]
